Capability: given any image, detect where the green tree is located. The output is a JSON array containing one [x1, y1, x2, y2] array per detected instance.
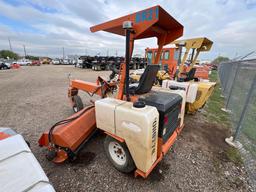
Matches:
[[212, 56, 229, 65], [25, 55, 39, 60], [0, 50, 19, 60]]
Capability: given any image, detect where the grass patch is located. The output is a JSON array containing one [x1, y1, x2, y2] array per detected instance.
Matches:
[[225, 147, 243, 166], [207, 71, 255, 160], [205, 71, 245, 167], [204, 71, 231, 126]]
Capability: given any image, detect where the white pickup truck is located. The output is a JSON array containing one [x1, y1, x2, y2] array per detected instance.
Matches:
[[16, 59, 31, 66]]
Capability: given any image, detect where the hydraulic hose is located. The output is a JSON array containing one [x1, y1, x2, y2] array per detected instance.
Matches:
[[48, 105, 94, 145]]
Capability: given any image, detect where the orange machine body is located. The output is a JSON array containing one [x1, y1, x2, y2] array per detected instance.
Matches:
[[145, 47, 179, 77], [68, 77, 118, 98], [188, 65, 210, 79], [145, 47, 210, 80], [180, 64, 210, 79], [39, 5, 185, 177], [38, 107, 96, 163], [89, 5, 184, 178]]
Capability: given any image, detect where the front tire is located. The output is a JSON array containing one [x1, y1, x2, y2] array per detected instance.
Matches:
[[72, 95, 84, 113], [104, 136, 135, 173]]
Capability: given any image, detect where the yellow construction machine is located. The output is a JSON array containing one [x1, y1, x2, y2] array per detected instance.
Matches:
[[131, 37, 216, 113], [162, 37, 216, 113], [174, 37, 213, 80]]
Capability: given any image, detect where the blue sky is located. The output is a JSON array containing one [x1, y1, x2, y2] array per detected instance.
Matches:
[[0, 0, 256, 60]]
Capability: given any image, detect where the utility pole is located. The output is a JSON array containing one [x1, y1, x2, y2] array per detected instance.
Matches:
[[8, 37, 12, 51], [107, 49, 109, 57], [62, 47, 65, 60], [23, 45, 27, 58], [115, 50, 118, 57]]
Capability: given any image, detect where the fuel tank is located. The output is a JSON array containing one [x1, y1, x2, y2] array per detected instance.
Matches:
[[95, 98, 159, 173]]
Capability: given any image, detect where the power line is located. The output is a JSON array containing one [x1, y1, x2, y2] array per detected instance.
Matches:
[[23, 45, 27, 58], [8, 37, 12, 51], [62, 47, 65, 60], [241, 51, 255, 60]]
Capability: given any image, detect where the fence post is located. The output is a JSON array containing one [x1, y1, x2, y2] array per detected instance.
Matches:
[[218, 63, 223, 86], [222, 63, 240, 112], [222, 63, 230, 93], [233, 75, 256, 141]]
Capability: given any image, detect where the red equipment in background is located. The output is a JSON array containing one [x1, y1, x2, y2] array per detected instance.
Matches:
[[11, 63, 20, 69]]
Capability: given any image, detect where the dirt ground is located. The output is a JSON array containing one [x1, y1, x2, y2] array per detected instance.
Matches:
[[0, 65, 252, 192]]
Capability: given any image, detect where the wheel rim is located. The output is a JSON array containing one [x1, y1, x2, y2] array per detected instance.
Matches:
[[108, 141, 126, 166]]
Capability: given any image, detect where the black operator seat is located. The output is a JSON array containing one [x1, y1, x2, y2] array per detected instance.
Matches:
[[129, 64, 160, 95], [178, 67, 197, 82]]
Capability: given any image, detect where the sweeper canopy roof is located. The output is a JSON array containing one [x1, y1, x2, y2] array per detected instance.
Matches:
[[90, 5, 184, 45]]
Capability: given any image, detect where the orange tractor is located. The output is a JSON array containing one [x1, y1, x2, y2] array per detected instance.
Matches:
[[39, 6, 187, 178], [145, 47, 179, 78]]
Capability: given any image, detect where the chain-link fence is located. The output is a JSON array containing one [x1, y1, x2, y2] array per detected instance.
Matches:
[[218, 59, 256, 189]]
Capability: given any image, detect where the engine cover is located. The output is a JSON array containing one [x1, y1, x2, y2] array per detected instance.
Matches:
[[152, 86, 186, 127], [139, 91, 182, 143]]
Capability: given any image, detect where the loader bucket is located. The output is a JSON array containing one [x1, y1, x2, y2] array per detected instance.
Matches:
[[173, 37, 213, 52], [187, 82, 216, 113], [173, 37, 213, 79]]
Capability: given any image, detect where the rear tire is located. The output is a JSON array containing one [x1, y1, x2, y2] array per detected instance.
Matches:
[[104, 136, 135, 173], [72, 95, 84, 113]]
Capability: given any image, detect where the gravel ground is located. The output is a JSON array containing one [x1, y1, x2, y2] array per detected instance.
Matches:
[[0, 65, 253, 192]]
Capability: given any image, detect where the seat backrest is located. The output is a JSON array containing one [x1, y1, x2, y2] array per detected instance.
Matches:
[[187, 68, 196, 80], [178, 67, 197, 82], [134, 64, 160, 94]]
